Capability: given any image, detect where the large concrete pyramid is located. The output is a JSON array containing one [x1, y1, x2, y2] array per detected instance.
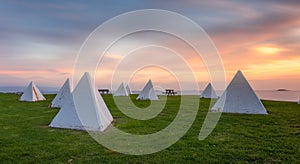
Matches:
[[211, 70, 268, 114], [201, 83, 218, 98], [50, 79, 71, 108], [20, 81, 46, 102], [49, 72, 113, 131], [113, 82, 129, 96], [136, 80, 158, 100]]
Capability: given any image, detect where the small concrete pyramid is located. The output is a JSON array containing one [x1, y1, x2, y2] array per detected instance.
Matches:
[[113, 82, 129, 96], [126, 84, 132, 94], [201, 83, 218, 98], [50, 79, 71, 108], [136, 79, 158, 100], [20, 81, 46, 102], [49, 72, 113, 131], [211, 70, 268, 114]]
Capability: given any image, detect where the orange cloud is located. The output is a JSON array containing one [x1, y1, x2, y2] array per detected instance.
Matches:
[[244, 57, 300, 80], [254, 46, 287, 55]]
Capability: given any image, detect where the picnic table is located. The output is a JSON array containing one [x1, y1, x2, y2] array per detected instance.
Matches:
[[98, 89, 110, 94], [163, 89, 177, 96]]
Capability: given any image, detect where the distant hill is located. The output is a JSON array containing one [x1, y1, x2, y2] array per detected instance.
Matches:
[[277, 89, 290, 91]]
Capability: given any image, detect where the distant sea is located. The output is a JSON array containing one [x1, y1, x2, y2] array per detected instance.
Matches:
[[0, 86, 58, 94], [164, 90, 300, 102], [0, 86, 299, 102]]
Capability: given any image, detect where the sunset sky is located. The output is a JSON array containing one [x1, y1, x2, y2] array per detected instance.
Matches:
[[0, 1, 299, 90]]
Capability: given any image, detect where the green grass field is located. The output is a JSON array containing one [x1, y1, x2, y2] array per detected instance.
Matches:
[[0, 93, 299, 163]]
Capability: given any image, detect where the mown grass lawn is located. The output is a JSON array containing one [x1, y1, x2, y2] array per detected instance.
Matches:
[[0, 93, 299, 163]]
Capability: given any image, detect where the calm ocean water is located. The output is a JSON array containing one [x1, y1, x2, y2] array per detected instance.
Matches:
[[255, 90, 300, 102], [170, 90, 300, 102], [0, 86, 299, 102]]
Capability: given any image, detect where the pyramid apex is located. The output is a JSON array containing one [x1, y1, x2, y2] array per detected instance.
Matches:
[[235, 70, 246, 77], [147, 79, 153, 85], [236, 70, 243, 74], [83, 72, 90, 77], [81, 72, 93, 82]]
